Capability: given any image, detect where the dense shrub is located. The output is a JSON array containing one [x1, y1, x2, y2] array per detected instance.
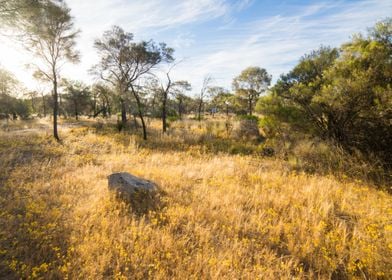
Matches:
[[257, 19, 392, 167]]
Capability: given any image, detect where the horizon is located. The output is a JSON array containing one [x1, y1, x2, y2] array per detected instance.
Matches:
[[0, 0, 391, 94]]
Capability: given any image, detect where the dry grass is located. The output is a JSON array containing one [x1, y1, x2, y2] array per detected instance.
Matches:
[[0, 119, 391, 279]]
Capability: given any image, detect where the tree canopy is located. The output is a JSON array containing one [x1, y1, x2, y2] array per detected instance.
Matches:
[[93, 25, 174, 138], [20, 0, 79, 140], [233, 66, 271, 115], [257, 18, 392, 167]]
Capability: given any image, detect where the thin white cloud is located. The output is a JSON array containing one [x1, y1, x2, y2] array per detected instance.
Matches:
[[0, 0, 391, 94], [61, 0, 241, 89], [67, 0, 232, 35], [170, 0, 392, 91]]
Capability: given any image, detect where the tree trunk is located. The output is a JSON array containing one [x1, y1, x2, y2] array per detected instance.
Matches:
[[93, 94, 97, 117], [120, 98, 127, 130], [178, 98, 183, 119], [162, 75, 171, 133], [74, 100, 78, 120], [197, 100, 203, 121], [226, 103, 229, 116], [248, 97, 253, 116], [162, 92, 167, 133], [104, 95, 111, 117], [31, 96, 35, 112], [130, 86, 147, 140], [59, 92, 63, 118], [93, 108, 104, 118], [53, 78, 60, 141], [42, 94, 46, 117]]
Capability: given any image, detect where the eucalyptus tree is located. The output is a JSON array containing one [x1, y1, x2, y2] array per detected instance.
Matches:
[[91, 83, 113, 118], [209, 87, 233, 116], [233, 67, 271, 115], [25, 90, 39, 113], [0, 67, 20, 119], [61, 80, 91, 120], [92, 26, 132, 127], [0, 0, 42, 26], [0, 67, 19, 96], [153, 62, 190, 133], [93, 25, 174, 139], [155, 64, 175, 133], [153, 77, 192, 132], [172, 80, 191, 119], [22, 0, 79, 141], [196, 75, 213, 121]]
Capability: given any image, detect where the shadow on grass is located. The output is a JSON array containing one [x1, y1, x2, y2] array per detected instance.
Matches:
[[113, 187, 167, 218], [0, 133, 71, 279]]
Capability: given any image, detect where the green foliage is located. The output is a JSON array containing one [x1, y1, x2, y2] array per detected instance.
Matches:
[[232, 67, 271, 115], [61, 80, 92, 119], [258, 19, 392, 167], [91, 83, 114, 118], [14, 99, 32, 119], [258, 116, 280, 138], [0, 68, 31, 119], [0, 94, 32, 119], [167, 115, 179, 123], [93, 25, 174, 139], [0, 68, 19, 96], [25, 1, 80, 74], [236, 114, 259, 122], [0, 0, 43, 28], [20, 0, 79, 140], [208, 89, 234, 115]]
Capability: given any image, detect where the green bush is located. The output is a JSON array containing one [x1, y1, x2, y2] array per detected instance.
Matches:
[[235, 114, 259, 122], [167, 115, 180, 123], [256, 19, 392, 168]]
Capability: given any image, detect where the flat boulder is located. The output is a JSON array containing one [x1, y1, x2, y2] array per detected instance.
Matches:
[[108, 172, 157, 201]]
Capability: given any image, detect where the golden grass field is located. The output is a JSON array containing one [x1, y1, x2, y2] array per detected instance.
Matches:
[[0, 118, 391, 279]]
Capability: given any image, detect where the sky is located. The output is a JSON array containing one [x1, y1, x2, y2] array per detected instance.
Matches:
[[0, 0, 391, 93]]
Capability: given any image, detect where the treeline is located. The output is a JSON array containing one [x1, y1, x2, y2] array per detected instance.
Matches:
[[0, 68, 267, 122], [0, 0, 270, 140], [0, 1, 390, 166]]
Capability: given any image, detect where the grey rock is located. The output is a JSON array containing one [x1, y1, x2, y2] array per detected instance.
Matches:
[[108, 172, 157, 199]]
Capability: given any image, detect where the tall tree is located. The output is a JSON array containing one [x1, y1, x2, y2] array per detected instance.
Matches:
[[91, 83, 113, 118], [209, 87, 233, 116], [0, 68, 19, 96], [233, 67, 271, 115], [25, 90, 39, 113], [196, 75, 212, 121], [153, 62, 188, 133], [61, 80, 91, 120], [93, 26, 173, 139], [172, 80, 191, 119], [23, 0, 79, 140], [0, 67, 21, 119], [156, 65, 175, 133], [92, 26, 132, 127]]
